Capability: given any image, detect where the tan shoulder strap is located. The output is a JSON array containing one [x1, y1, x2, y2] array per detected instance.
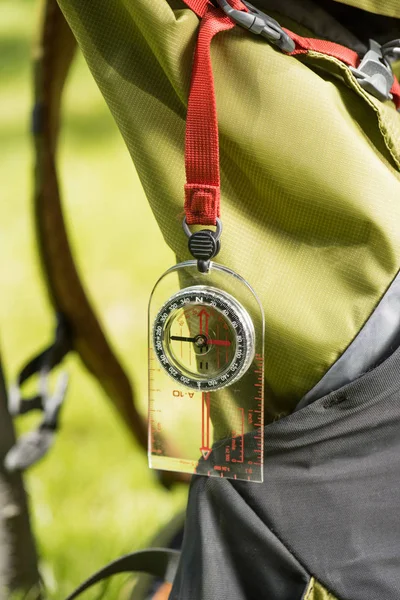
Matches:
[[33, 0, 147, 445]]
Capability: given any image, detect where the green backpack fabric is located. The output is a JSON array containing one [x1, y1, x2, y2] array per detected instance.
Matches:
[[53, 0, 400, 424], [32, 0, 400, 598], [334, 0, 400, 17]]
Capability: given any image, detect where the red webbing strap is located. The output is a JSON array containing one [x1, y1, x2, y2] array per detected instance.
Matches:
[[183, 0, 247, 226], [391, 77, 400, 109], [182, 1, 400, 226], [183, 0, 211, 18], [287, 32, 360, 63], [285, 30, 400, 109]]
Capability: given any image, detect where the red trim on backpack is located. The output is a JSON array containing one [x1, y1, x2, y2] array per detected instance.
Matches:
[[286, 31, 400, 109], [391, 77, 400, 108], [286, 32, 359, 64]]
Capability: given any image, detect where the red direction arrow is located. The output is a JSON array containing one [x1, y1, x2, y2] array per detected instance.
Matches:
[[208, 339, 231, 347], [198, 309, 209, 335], [200, 391, 211, 460]]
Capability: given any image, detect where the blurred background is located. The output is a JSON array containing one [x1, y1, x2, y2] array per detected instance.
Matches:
[[1, 1, 187, 597]]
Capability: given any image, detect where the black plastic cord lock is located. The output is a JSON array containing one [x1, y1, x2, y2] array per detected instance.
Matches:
[[216, 0, 295, 53], [183, 218, 222, 273]]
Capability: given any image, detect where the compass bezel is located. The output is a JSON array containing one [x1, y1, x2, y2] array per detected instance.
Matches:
[[152, 286, 255, 390]]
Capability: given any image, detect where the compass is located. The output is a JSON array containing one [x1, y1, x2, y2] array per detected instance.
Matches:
[[152, 286, 256, 390]]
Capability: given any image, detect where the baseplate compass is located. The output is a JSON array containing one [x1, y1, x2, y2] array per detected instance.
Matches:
[[153, 286, 255, 391], [148, 261, 264, 482]]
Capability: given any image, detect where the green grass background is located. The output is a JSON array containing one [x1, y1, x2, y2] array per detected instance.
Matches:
[[0, 1, 187, 597]]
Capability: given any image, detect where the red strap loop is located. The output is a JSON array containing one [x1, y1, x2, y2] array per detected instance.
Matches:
[[183, 0, 247, 226], [182, 0, 400, 226]]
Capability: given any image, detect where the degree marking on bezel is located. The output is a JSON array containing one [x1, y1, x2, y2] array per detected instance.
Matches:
[[152, 286, 255, 391]]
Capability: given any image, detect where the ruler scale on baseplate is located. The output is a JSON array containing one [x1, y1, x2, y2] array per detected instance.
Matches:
[[148, 261, 264, 483]]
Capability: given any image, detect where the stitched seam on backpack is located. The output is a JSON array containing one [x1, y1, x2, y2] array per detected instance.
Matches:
[[306, 51, 400, 171]]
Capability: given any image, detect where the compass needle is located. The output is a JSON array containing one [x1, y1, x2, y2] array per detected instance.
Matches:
[[149, 271, 264, 482], [153, 286, 255, 391], [170, 335, 197, 343]]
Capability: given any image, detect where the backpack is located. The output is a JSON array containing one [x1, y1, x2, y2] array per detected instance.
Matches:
[[17, 0, 400, 598]]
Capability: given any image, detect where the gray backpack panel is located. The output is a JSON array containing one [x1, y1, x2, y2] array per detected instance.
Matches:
[[172, 344, 400, 599]]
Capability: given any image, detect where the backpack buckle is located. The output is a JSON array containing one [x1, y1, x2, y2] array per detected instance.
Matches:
[[349, 40, 394, 103], [216, 0, 295, 53]]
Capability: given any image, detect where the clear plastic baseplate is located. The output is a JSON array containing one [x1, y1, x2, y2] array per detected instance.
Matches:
[[148, 261, 265, 483]]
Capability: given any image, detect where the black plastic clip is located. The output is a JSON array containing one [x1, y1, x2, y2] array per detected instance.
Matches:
[[4, 314, 72, 472], [183, 218, 222, 273], [5, 371, 69, 472], [216, 0, 295, 53]]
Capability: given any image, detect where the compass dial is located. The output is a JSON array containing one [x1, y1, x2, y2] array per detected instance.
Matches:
[[153, 286, 255, 390]]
